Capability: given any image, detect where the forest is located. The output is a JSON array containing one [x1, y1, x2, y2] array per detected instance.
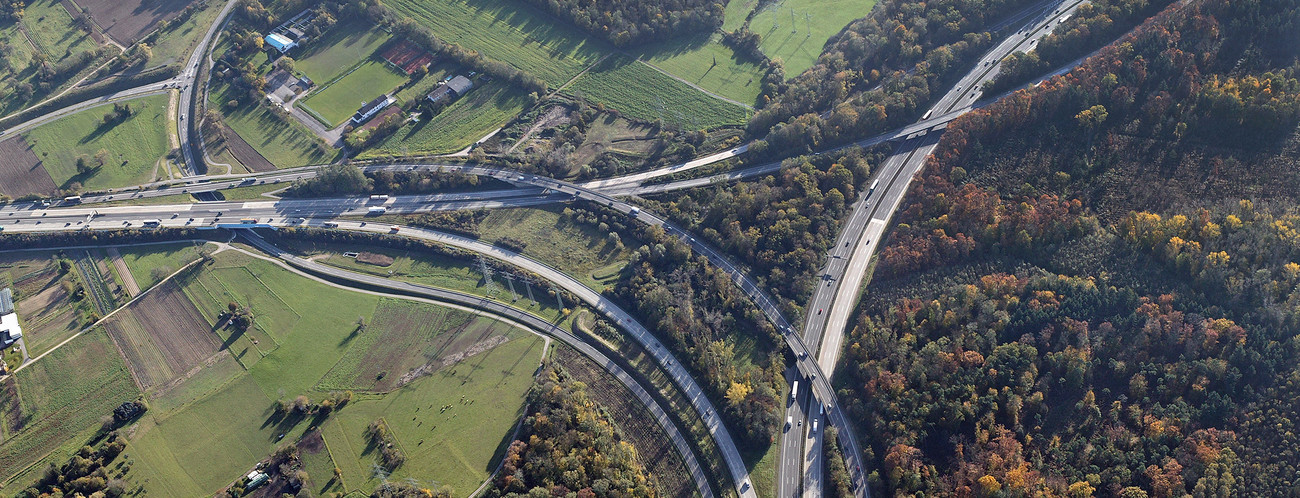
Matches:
[[519, 0, 725, 47], [483, 367, 657, 497], [843, 0, 1300, 494]]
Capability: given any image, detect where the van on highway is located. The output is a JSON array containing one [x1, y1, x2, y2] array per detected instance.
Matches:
[[810, 418, 819, 435], [142, 219, 161, 226], [785, 415, 792, 431], [322, 222, 339, 228], [63, 196, 82, 204], [628, 207, 640, 218], [239, 218, 258, 224]]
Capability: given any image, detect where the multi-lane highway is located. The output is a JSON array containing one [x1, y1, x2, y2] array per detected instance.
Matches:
[[780, 0, 1090, 495]]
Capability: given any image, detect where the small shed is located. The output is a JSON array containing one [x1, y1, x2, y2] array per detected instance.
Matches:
[[426, 75, 474, 104]]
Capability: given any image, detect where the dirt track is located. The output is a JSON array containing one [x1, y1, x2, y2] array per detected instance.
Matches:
[[106, 247, 141, 297]]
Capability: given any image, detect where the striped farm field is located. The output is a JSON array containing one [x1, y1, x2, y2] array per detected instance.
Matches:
[[569, 55, 751, 130]]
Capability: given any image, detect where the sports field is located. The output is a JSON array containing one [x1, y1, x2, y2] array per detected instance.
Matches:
[[293, 19, 392, 84], [212, 82, 333, 167], [569, 55, 751, 129], [24, 94, 170, 191], [724, 0, 877, 75], [633, 34, 767, 106], [364, 80, 530, 157], [299, 59, 407, 127], [383, 0, 608, 86]]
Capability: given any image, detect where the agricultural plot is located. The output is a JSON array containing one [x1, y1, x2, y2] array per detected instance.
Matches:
[[117, 242, 207, 292], [211, 82, 333, 168], [317, 299, 516, 392], [12, 268, 80, 357], [0, 377, 21, 443], [24, 94, 171, 191], [569, 56, 750, 130], [323, 334, 544, 495], [364, 80, 530, 157], [73, 0, 199, 45], [633, 34, 767, 106], [383, 0, 608, 86], [725, 0, 877, 75], [293, 19, 392, 84], [0, 332, 139, 487], [298, 59, 407, 127], [103, 280, 220, 392], [0, 136, 56, 199]]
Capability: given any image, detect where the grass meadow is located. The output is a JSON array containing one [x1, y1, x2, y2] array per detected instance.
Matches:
[[364, 80, 530, 157], [569, 55, 751, 130], [383, 0, 608, 86], [633, 34, 767, 106], [724, 0, 877, 75], [0, 332, 140, 488], [211, 82, 333, 167], [148, 0, 228, 66], [478, 206, 641, 291], [299, 59, 407, 127], [25, 94, 170, 191], [0, 0, 103, 116], [117, 241, 207, 291]]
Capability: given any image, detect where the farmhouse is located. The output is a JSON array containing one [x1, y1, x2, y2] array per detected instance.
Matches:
[[265, 33, 298, 53], [1, 288, 20, 348], [427, 75, 474, 104], [352, 94, 396, 124]]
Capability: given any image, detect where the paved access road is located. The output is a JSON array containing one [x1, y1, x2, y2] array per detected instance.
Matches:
[[238, 232, 719, 498]]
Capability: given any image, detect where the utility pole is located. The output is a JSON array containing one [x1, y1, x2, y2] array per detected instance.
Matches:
[[502, 273, 519, 301], [476, 256, 498, 295], [522, 276, 537, 304], [550, 286, 564, 312]]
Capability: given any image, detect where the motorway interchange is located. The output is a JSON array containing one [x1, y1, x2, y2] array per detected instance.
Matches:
[[0, 0, 1094, 496]]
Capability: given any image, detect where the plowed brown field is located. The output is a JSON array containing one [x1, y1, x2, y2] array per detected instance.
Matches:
[[105, 280, 219, 390]]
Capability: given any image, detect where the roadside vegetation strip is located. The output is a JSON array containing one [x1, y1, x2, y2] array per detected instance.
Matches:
[[568, 55, 751, 130]]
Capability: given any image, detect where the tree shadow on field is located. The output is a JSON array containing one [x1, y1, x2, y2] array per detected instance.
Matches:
[[261, 402, 307, 441], [483, 403, 528, 473]]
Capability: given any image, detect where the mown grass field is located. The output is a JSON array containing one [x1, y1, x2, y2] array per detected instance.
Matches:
[[364, 80, 530, 157], [724, 0, 877, 75], [299, 59, 407, 127], [25, 94, 170, 191], [293, 19, 391, 84], [117, 242, 206, 291], [0, 332, 140, 487], [383, 0, 608, 86], [569, 55, 750, 130], [633, 34, 767, 106], [211, 82, 333, 167]]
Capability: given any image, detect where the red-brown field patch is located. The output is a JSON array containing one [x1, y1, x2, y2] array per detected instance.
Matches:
[[0, 136, 56, 199], [104, 280, 220, 391], [380, 39, 434, 75], [72, 0, 199, 45], [354, 251, 394, 267]]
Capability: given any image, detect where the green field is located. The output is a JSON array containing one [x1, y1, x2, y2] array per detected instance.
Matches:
[[212, 81, 334, 167], [293, 19, 392, 84], [324, 334, 542, 494], [569, 55, 751, 129], [634, 34, 767, 106], [148, 0, 228, 66], [0, 332, 141, 487], [383, 0, 608, 86], [112, 249, 546, 495], [25, 94, 170, 190], [117, 242, 207, 291], [478, 207, 640, 290], [299, 59, 407, 127], [725, 0, 877, 75], [0, 0, 104, 116], [364, 80, 530, 157]]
